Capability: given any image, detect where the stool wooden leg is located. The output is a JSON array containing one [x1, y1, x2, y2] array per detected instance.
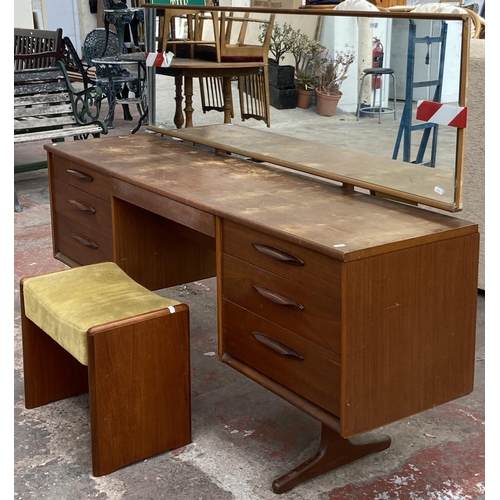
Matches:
[[20, 282, 89, 409], [87, 305, 191, 476]]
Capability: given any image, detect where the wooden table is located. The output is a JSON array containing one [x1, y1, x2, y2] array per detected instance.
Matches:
[[44, 132, 479, 493], [155, 58, 265, 128]]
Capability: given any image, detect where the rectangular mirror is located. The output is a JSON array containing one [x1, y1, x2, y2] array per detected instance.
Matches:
[[142, 4, 471, 212]]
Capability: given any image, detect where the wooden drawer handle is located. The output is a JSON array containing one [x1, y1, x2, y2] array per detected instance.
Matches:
[[66, 169, 93, 182], [70, 233, 98, 249], [252, 243, 304, 266], [68, 199, 96, 214], [252, 332, 304, 360], [252, 285, 304, 311]]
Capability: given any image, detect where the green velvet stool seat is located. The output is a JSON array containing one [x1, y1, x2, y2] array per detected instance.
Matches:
[[20, 262, 191, 476]]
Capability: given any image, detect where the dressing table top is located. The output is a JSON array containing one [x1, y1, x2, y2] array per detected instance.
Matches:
[[45, 132, 476, 262]]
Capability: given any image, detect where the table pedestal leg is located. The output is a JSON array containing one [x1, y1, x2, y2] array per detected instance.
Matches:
[[184, 76, 194, 128], [272, 423, 391, 494], [174, 75, 184, 129], [222, 76, 233, 124]]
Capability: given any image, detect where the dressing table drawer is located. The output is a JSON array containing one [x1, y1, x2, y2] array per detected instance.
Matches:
[[222, 219, 341, 300], [54, 213, 113, 265], [222, 253, 341, 354], [51, 179, 112, 235], [222, 300, 341, 416], [50, 155, 111, 202]]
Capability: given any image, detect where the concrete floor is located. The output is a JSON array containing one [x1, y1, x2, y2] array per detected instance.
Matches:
[[14, 88, 485, 499]]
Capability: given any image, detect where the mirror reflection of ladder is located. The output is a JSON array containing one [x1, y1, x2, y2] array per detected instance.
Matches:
[[393, 19, 448, 167]]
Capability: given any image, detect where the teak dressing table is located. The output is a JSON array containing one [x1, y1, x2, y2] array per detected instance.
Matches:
[[44, 131, 479, 493]]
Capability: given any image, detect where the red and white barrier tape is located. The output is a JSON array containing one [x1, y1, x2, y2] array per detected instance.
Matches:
[[145, 52, 174, 68], [416, 100, 467, 128]]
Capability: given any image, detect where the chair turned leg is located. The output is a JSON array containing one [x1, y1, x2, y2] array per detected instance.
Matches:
[[20, 281, 88, 409], [87, 305, 191, 476]]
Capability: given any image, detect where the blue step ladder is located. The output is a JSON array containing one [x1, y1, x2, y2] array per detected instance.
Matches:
[[393, 19, 448, 167]]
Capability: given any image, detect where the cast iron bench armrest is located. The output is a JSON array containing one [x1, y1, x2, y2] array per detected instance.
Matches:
[[58, 61, 107, 127]]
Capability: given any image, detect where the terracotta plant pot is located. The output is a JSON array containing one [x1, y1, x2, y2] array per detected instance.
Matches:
[[296, 88, 313, 109], [315, 90, 342, 117]]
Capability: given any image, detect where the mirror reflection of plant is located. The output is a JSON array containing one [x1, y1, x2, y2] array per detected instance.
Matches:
[[259, 22, 296, 64], [314, 49, 356, 95], [291, 33, 326, 90]]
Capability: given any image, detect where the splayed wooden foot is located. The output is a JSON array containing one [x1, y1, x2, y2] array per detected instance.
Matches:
[[272, 424, 391, 494]]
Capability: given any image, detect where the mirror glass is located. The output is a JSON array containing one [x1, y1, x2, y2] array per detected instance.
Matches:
[[143, 5, 469, 211]]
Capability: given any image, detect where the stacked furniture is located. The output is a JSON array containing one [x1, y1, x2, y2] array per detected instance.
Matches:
[[152, 5, 275, 127]]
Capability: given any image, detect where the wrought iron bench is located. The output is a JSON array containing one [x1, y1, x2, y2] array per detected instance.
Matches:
[[14, 62, 107, 212]]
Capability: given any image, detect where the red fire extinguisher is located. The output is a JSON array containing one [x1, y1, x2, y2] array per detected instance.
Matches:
[[372, 37, 384, 90]]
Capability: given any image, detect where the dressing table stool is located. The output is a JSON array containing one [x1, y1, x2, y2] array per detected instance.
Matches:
[[19, 261, 191, 476]]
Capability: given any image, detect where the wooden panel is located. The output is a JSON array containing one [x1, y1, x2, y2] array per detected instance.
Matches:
[[223, 219, 342, 299], [341, 232, 480, 438], [14, 102, 73, 121], [222, 253, 341, 354], [52, 179, 112, 236], [222, 300, 341, 416], [14, 28, 63, 70], [88, 306, 191, 476], [112, 197, 216, 291], [14, 124, 104, 144], [54, 213, 113, 266], [50, 154, 111, 201], [113, 178, 216, 237]]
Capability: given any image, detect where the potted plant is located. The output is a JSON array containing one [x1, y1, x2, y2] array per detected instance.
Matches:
[[265, 22, 295, 63], [291, 33, 325, 109], [314, 48, 355, 116], [259, 22, 297, 109], [260, 22, 296, 86]]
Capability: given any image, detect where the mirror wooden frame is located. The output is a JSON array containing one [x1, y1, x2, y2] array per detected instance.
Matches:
[[142, 4, 472, 212]]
